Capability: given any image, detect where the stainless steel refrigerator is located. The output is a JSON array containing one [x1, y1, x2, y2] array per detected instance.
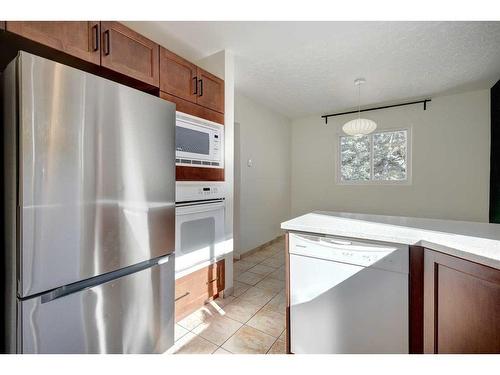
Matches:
[[1, 52, 176, 354]]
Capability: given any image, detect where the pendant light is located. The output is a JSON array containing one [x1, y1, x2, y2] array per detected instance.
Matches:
[[342, 78, 377, 137]]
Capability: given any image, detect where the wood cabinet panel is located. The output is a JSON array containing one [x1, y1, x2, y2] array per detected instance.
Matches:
[[100, 21, 159, 87], [175, 166, 224, 182], [196, 67, 224, 113], [159, 47, 198, 103], [423, 249, 500, 353], [409, 245, 424, 354], [159, 91, 224, 125], [175, 259, 225, 322], [6, 21, 100, 64]]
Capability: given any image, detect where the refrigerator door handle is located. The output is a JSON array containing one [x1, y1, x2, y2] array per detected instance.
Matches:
[[35, 254, 172, 304]]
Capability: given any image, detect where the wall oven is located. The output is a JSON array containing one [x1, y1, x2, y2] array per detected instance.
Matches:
[[175, 183, 226, 279], [175, 112, 224, 169]]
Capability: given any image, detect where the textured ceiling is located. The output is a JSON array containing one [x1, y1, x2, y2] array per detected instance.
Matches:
[[125, 21, 500, 119]]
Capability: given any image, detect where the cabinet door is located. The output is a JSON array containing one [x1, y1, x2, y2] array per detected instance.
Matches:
[[160, 91, 224, 125], [423, 249, 500, 353], [196, 67, 224, 113], [100, 21, 159, 87], [174, 259, 225, 322], [160, 47, 198, 103], [6, 21, 100, 64]]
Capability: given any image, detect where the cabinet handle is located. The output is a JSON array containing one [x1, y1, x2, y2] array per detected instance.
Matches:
[[175, 291, 190, 302], [206, 277, 218, 285], [103, 30, 110, 56], [193, 76, 198, 95], [198, 79, 203, 97], [91, 24, 99, 52]]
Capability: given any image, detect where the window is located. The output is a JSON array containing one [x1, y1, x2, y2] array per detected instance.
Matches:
[[338, 129, 410, 183]]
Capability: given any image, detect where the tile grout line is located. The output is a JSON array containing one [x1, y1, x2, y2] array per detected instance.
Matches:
[[265, 328, 286, 354], [217, 322, 280, 354]]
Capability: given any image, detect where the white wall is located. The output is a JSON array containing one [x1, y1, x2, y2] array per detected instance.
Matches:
[[235, 92, 292, 256], [291, 89, 491, 222]]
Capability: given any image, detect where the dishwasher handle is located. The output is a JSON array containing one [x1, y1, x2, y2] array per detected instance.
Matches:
[[291, 233, 397, 253]]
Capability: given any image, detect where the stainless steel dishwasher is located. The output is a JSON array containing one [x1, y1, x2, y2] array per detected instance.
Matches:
[[289, 233, 409, 354]]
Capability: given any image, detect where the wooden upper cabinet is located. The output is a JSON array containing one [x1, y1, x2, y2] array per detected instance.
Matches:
[[159, 47, 198, 102], [160, 91, 224, 125], [196, 67, 224, 113], [100, 22, 159, 87], [159, 48, 225, 113], [5, 21, 100, 64], [423, 249, 500, 354]]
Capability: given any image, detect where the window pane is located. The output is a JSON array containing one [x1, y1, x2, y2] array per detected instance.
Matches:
[[373, 130, 407, 181], [340, 135, 371, 181]]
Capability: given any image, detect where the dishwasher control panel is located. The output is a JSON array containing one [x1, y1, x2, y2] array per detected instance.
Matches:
[[289, 233, 408, 273]]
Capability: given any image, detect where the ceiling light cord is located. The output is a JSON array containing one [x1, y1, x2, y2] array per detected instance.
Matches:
[[358, 83, 361, 120]]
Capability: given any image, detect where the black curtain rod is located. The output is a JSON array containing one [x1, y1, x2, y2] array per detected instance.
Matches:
[[321, 98, 431, 124]]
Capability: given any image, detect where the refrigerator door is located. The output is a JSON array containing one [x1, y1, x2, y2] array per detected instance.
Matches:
[[18, 52, 176, 297], [20, 255, 174, 354]]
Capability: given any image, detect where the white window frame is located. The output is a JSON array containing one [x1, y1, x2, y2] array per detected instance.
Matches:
[[336, 127, 412, 185]]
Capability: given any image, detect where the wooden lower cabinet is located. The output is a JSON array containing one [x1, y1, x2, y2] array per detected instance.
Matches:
[[423, 249, 500, 353], [5, 21, 100, 64], [175, 259, 225, 322]]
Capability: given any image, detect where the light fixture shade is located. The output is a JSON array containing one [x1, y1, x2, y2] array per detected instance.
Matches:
[[342, 118, 377, 136]]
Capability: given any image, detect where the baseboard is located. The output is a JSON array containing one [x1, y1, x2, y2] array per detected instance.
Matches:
[[237, 235, 285, 261], [221, 286, 234, 298]]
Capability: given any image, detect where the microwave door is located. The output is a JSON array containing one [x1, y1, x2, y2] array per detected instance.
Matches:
[[175, 113, 224, 168], [176, 126, 211, 159]]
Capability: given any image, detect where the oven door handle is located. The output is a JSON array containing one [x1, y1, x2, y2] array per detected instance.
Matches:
[[176, 199, 225, 208], [176, 200, 225, 214]]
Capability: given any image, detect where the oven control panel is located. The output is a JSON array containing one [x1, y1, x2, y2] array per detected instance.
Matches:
[[176, 182, 225, 202], [199, 187, 219, 196]]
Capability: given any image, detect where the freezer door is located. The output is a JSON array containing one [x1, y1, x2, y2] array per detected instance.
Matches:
[[20, 256, 174, 354], [18, 52, 176, 297]]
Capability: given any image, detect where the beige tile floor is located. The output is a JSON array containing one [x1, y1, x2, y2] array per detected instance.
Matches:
[[167, 238, 287, 354]]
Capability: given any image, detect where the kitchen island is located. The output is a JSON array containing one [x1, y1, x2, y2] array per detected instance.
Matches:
[[281, 211, 500, 354]]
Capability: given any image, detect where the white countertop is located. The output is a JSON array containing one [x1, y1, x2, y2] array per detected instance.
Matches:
[[281, 211, 500, 269]]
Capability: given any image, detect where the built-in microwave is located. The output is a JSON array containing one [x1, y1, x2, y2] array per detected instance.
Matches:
[[175, 112, 224, 169]]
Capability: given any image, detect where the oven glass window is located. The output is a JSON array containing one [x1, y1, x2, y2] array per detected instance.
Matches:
[[180, 218, 215, 256], [176, 127, 210, 155]]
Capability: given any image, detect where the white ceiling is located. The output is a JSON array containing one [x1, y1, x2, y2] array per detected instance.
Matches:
[[125, 21, 500, 119]]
